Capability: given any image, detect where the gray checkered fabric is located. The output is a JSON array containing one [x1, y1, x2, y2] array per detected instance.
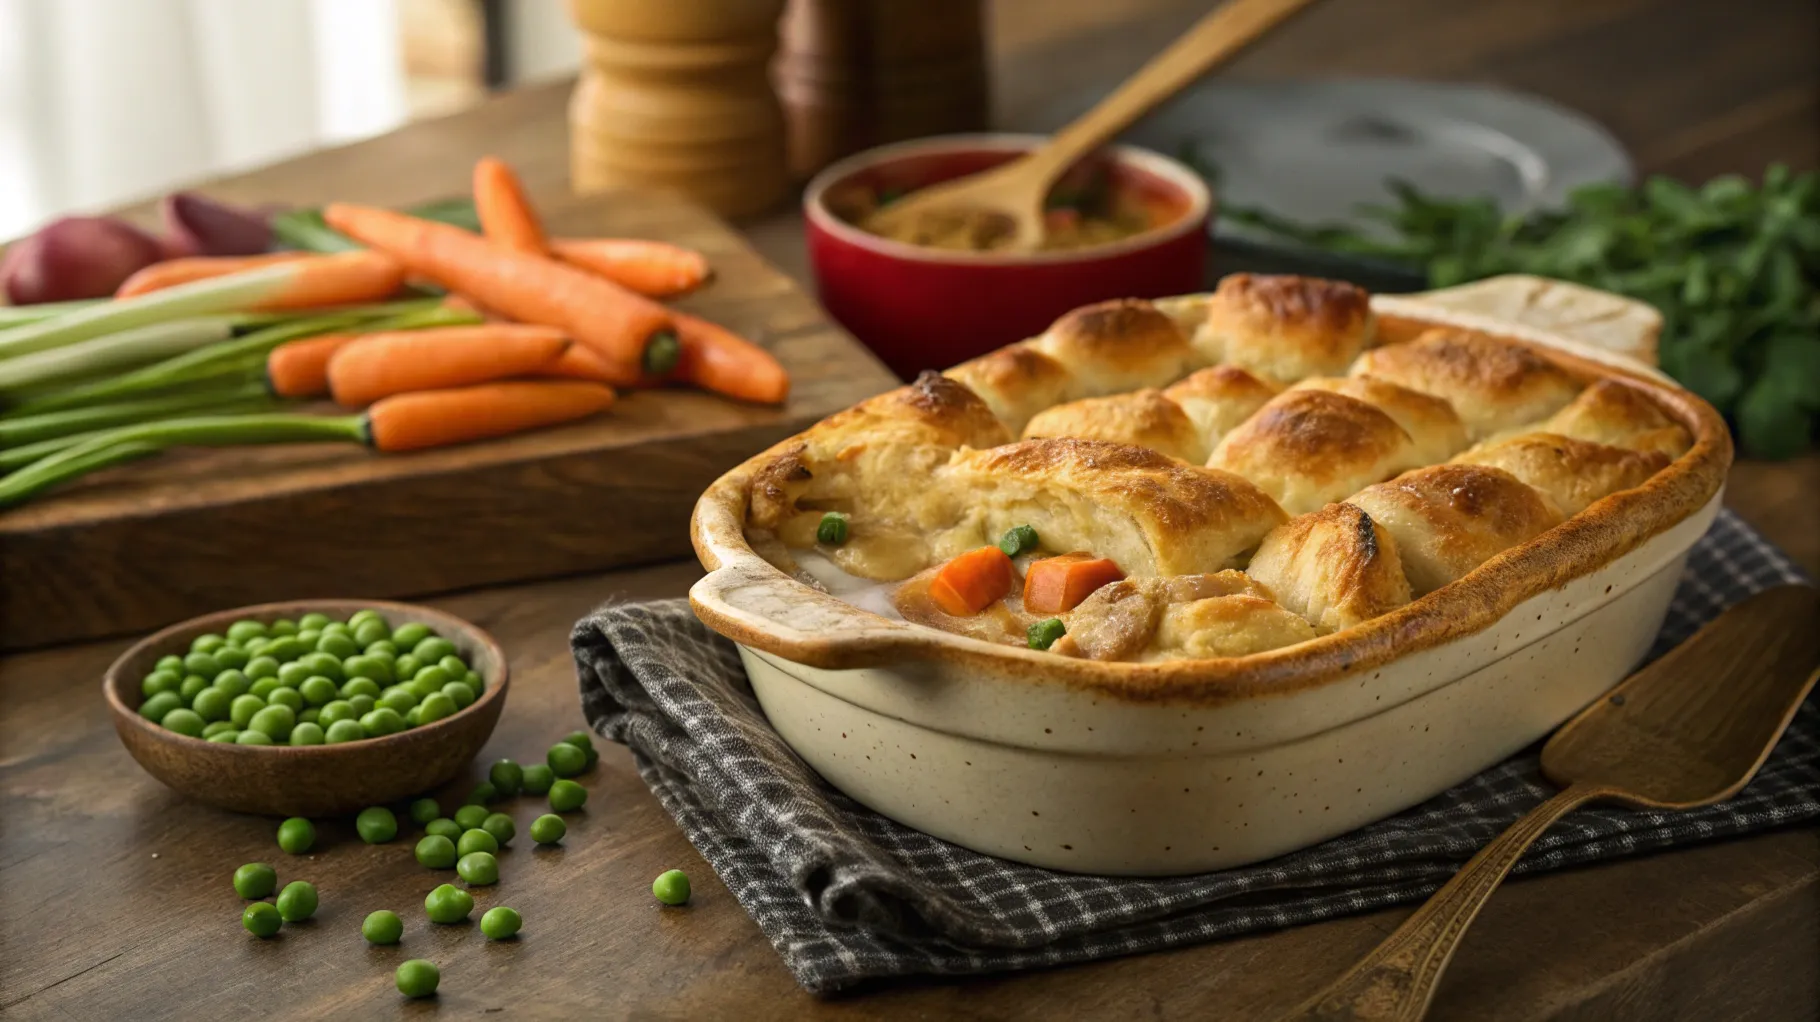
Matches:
[[572, 510, 1817, 994]]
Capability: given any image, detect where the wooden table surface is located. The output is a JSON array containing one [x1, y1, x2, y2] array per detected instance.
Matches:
[[4, 1, 1817, 1019]]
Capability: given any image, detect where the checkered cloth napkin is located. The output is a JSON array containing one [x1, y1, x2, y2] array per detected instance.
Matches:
[[572, 510, 1817, 994]]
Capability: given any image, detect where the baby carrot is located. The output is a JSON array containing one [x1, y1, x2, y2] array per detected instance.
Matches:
[[327, 325, 570, 407], [929, 547, 1016, 617], [551, 239, 710, 299], [365, 380, 616, 452], [472, 156, 547, 255], [1023, 554, 1124, 614], [673, 313, 790, 405], [115, 252, 312, 299], [252, 250, 407, 311], [538, 344, 636, 386], [266, 332, 357, 398], [323, 203, 678, 380]]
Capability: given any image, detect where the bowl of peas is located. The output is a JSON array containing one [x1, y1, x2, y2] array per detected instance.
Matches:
[[104, 599, 508, 816]]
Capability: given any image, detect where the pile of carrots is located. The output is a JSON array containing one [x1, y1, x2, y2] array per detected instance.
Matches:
[[0, 156, 790, 508]]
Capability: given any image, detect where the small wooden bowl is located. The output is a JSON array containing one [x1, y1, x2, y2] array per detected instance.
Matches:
[[104, 599, 509, 816]]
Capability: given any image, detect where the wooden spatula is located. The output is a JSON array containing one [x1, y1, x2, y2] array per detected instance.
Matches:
[[861, 0, 1323, 252], [1278, 584, 1820, 1022]]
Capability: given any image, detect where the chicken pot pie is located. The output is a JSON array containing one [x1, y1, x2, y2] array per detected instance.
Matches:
[[739, 275, 1702, 664]]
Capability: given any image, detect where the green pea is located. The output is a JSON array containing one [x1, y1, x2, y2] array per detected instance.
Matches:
[[314, 632, 358, 660], [452, 805, 489, 831], [162, 708, 205, 737], [437, 655, 468, 677], [324, 719, 365, 743], [411, 665, 453, 689], [233, 862, 277, 898], [561, 730, 595, 754], [362, 909, 403, 945], [415, 834, 458, 868], [365, 639, 398, 658], [299, 705, 321, 723], [480, 813, 516, 847], [236, 730, 273, 745], [392, 655, 424, 682], [297, 651, 343, 682], [548, 779, 587, 813], [520, 764, 555, 796], [340, 677, 381, 700], [816, 511, 849, 545], [225, 620, 266, 644], [274, 880, 318, 922], [529, 813, 566, 844], [289, 722, 325, 746], [998, 523, 1039, 558], [467, 782, 499, 805], [211, 670, 249, 699], [398, 798, 435, 826], [425, 818, 462, 840], [391, 622, 431, 648], [356, 806, 399, 844], [488, 760, 524, 797], [344, 655, 393, 685], [261, 636, 308, 663], [353, 619, 390, 647], [395, 958, 440, 998], [294, 628, 322, 648], [1027, 617, 1066, 651], [177, 674, 209, 702], [267, 686, 304, 712], [424, 883, 473, 924], [248, 704, 295, 741], [268, 618, 298, 637], [293, 611, 327, 630], [228, 694, 264, 728], [276, 817, 315, 854], [347, 608, 384, 628], [154, 654, 184, 674], [319, 620, 350, 637], [202, 719, 237, 738], [295, 676, 335, 707], [248, 677, 281, 700], [463, 670, 485, 692], [213, 645, 250, 671], [242, 901, 281, 937], [547, 743, 587, 778], [378, 688, 417, 715], [190, 633, 226, 654], [403, 705, 425, 728], [140, 669, 181, 698], [139, 691, 183, 722], [456, 851, 498, 886], [206, 729, 240, 743], [318, 700, 356, 725], [479, 905, 521, 940], [412, 637, 457, 663], [190, 687, 231, 723], [652, 869, 691, 906], [346, 694, 376, 716], [360, 707, 405, 738], [240, 654, 278, 681], [182, 651, 221, 678], [417, 693, 457, 724], [271, 663, 306, 689], [402, 677, 439, 703], [441, 682, 476, 709]]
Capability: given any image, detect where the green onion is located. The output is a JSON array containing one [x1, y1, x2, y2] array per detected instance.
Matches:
[[0, 317, 237, 397], [273, 198, 481, 254], [0, 263, 307, 361], [999, 524, 1039, 558], [1027, 618, 1066, 651], [0, 299, 107, 328], [0, 383, 273, 448], [816, 512, 850, 545], [0, 396, 274, 470]]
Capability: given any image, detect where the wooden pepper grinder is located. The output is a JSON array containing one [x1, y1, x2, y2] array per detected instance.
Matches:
[[776, 0, 989, 179], [566, 0, 789, 218]]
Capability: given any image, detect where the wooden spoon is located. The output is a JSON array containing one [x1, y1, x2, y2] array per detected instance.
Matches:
[[1278, 584, 1820, 1022], [861, 0, 1322, 252]]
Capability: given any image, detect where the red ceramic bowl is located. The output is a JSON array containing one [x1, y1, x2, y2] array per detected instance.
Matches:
[[805, 133, 1213, 380]]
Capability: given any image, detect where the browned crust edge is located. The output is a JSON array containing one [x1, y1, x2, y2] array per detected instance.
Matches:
[[689, 307, 1733, 707]]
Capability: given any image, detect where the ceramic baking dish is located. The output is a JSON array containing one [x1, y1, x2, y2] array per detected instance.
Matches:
[[690, 275, 1732, 876]]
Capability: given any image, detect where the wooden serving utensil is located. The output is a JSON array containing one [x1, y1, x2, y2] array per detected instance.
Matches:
[[1279, 584, 1820, 1022], [861, 0, 1322, 251]]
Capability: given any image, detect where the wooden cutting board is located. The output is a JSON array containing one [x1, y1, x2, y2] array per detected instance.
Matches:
[[0, 189, 899, 649]]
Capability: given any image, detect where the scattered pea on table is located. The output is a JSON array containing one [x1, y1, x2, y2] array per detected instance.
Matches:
[[276, 817, 315, 854], [424, 883, 473, 924], [363, 910, 404, 945], [529, 814, 566, 845], [356, 806, 399, 844], [395, 959, 440, 998], [481, 813, 516, 847], [548, 779, 587, 813], [275, 880, 318, 922], [415, 834, 458, 869], [456, 851, 499, 886], [425, 818, 462, 840], [653, 869, 692, 906], [488, 759, 524, 796], [467, 782, 500, 805], [408, 798, 441, 825], [546, 743, 587, 778], [520, 763, 555, 795], [242, 902, 282, 938], [452, 804, 489, 831], [455, 829, 498, 857], [233, 862, 277, 899], [479, 906, 522, 940]]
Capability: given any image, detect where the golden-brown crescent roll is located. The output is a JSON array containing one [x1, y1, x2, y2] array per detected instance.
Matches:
[[1452, 432, 1670, 515], [747, 372, 1011, 578], [1196, 274, 1374, 383], [1536, 378, 1692, 459], [1350, 329, 1581, 440], [1021, 389, 1209, 463], [1246, 502, 1413, 632], [1290, 376, 1469, 465], [1207, 389, 1420, 516], [945, 343, 1075, 434], [1033, 298, 1200, 396], [1346, 464, 1564, 595], [1162, 365, 1280, 444], [936, 438, 1287, 577]]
